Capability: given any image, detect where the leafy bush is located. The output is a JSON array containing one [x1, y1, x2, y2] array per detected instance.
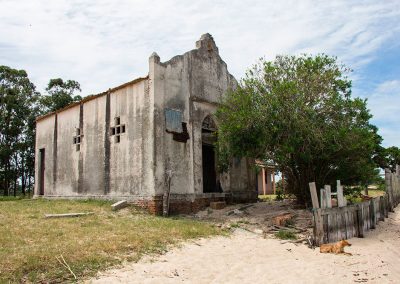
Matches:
[[344, 186, 362, 204], [275, 188, 284, 201]]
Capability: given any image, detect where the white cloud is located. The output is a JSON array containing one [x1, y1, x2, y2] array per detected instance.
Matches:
[[0, 0, 399, 146], [1, 0, 399, 93], [367, 80, 400, 147]]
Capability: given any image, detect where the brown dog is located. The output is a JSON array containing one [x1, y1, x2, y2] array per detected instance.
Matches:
[[320, 240, 352, 255]]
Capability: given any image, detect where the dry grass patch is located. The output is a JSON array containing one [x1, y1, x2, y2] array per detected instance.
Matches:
[[0, 198, 221, 283]]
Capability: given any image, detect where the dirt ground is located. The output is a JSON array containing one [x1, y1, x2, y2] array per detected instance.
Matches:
[[191, 200, 313, 239], [87, 201, 400, 284]]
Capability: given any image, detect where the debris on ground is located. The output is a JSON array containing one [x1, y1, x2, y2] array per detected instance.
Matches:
[[111, 200, 128, 211], [44, 212, 94, 218], [209, 201, 226, 210], [272, 213, 293, 226], [191, 199, 313, 245]]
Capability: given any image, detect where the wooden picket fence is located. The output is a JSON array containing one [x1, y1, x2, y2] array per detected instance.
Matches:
[[309, 166, 400, 246]]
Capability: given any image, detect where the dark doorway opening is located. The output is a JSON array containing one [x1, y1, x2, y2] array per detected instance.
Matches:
[[202, 144, 217, 193], [38, 148, 45, 195], [202, 115, 220, 193]]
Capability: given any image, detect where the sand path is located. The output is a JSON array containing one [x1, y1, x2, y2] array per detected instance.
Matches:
[[88, 209, 400, 284]]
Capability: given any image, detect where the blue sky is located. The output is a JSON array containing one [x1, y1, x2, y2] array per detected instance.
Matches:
[[0, 0, 399, 147]]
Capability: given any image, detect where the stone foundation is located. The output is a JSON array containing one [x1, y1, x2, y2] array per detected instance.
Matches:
[[37, 190, 258, 215], [133, 191, 258, 215]]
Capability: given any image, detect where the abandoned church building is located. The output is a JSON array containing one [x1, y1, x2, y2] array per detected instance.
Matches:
[[34, 34, 257, 214]]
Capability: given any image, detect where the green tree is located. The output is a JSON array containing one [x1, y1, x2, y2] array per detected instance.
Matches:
[[0, 66, 39, 196], [216, 54, 381, 205], [40, 78, 81, 113], [384, 146, 400, 172]]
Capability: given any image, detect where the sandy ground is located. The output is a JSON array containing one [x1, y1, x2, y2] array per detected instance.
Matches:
[[87, 207, 400, 284]]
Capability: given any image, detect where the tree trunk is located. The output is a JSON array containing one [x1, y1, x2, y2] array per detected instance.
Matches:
[[21, 160, 26, 196], [364, 184, 368, 196], [28, 176, 32, 197]]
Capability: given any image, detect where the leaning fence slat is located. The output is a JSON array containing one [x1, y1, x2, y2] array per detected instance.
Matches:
[[309, 182, 319, 209]]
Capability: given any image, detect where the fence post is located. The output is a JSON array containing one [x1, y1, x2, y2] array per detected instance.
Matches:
[[320, 188, 327, 209], [396, 166, 400, 205], [356, 204, 364, 238], [385, 169, 394, 212], [309, 182, 323, 246], [379, 196, 385, 221], [370, 199, 376, 229], [337, 180, 345, 207], [309, 182, 319, 209], [325, 185, 332, 208], [384, 195, 389, 218]]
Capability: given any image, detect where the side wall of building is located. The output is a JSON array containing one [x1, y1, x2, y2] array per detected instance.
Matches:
[[34, 79, 156, 200], [34, 116, 56, 195]]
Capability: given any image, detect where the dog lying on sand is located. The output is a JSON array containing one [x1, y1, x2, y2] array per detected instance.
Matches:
[[320, 240, 352, 255]]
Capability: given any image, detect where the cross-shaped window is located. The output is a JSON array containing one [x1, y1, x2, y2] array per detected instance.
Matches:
[[73, 128, 83, 151], [110, 117, 126, 143]]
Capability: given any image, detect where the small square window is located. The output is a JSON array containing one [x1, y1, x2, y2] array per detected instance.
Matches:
[[116, 126, 120, 134], [115, 135, 120, 143], [73, 137, 77, 144], [76, 128, 80, 136], [121, 125, 126, 133], [111, 127, 116, 136], [115, 117, 120, 125], [76, 144, 80, 151]]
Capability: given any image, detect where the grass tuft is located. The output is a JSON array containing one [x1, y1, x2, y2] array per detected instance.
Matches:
[[275, 230, 297, 240]]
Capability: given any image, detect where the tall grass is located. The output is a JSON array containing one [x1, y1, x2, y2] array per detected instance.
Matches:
[[0, 199, 221, 283]]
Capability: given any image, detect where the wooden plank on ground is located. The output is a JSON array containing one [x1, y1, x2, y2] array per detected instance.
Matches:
[[44, 212, 94, 218], [111, 200, 128, 211]]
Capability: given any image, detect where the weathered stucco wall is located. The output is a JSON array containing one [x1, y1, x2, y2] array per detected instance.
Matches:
[[34, 34, 257, 210], [34, 116, 55, 195], [151, 34, 256, 200], [34, 78, 153, 199], [108, 80, 153, 197], [55, 105, 80, 195]]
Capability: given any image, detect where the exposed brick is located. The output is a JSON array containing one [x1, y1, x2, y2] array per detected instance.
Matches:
[[210, 201, 227, 210], [128, 193, 255, 215]]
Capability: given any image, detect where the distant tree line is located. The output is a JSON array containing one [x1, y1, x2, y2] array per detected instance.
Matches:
[[0, 65, 81, 196], [216, 54, 400, 205]]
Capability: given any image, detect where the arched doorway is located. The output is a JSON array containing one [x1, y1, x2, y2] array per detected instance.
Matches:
[[201, 116, 220, 193]]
